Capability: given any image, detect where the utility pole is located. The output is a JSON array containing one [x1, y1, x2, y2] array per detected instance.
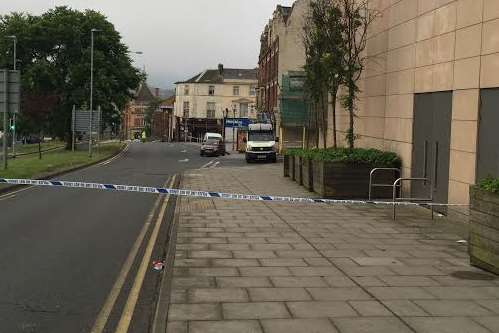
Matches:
[[89, 28, 100, 158], [2, 70, 8, 170], [6, 35, 16, 158]]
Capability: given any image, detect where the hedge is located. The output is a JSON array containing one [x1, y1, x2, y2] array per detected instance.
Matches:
[[284, 147, 401, 168], [478, 177, 499, 194]]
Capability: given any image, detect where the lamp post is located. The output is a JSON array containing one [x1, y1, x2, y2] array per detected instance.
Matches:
[[232, 104, 236, 151], [6, 35, 16, 158], [89, 28, 100, 158]]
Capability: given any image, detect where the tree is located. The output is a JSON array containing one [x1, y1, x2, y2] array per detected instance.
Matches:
[[303, 0, 345, 149], [303, 0, 330, 149], [336, 0, 377, 148], [0, 7, 142, 147]]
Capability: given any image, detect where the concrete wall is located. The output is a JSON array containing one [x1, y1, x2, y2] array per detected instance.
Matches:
[[332, 0, 499, 219], [174, 80, 257, 120]]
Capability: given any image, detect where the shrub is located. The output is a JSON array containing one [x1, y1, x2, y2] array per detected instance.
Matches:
[[478, 177, 499, 194], [284, 147, 401, 168]]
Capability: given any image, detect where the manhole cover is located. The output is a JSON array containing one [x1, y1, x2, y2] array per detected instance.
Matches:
[[451, 271, 497, 281]]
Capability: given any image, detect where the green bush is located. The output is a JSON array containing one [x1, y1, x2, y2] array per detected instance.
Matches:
[[284, 147, 401, 168], [478, 177, 499, 194]]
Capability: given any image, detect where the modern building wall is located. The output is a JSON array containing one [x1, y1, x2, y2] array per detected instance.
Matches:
[[331, 0, 499, 220]]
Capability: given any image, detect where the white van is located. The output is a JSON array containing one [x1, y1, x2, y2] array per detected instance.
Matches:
[[245, 123, 277, 163], [203, 132, 223, 143]]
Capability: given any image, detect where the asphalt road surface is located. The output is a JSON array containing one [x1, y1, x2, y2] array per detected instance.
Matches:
[[0, 142, 239, 333]]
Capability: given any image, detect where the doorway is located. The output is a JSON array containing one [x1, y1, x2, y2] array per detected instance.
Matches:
[[477, 89, 499, 181], [412, 92, 452, 214]]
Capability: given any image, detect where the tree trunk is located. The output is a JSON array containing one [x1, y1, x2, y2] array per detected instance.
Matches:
[[331, 88, 338, 149], [314, 102, 320, 148], [348, 77, 355, 149], [321, 90, 328, 149]]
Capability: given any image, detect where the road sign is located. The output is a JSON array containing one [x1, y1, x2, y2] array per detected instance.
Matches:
[[225, 118, 251, 128], [0, 70, 20, 114], [72, 109, 102, 132]]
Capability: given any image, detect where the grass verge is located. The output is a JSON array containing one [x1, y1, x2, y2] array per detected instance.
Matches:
[[0, 142, 124, 179]]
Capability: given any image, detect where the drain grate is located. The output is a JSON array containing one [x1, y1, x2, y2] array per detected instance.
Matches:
[[451, 271, 497, 281]]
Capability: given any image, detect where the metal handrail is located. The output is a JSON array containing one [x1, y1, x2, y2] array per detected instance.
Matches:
[[392, 177, 433, 220], [369, 168, 401, 200]]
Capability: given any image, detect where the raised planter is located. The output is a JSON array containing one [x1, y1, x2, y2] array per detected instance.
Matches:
[[283, 155, 290, 177], [294, 156, 303, 185], [469, 186, 499, 275], [312, 160, 396, 199], [302, 158, 313, 191]]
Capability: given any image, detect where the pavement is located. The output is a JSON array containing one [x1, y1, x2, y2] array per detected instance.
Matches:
[[165, 158, 499, 333], [0, 142, 230, 333]]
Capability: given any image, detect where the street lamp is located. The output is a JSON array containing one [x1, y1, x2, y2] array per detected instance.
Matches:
[[89, 28, 100, 158], [5, 35, 17, 159]]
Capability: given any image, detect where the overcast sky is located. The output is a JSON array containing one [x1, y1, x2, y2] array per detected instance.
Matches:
[[0, 0, 295, 89]]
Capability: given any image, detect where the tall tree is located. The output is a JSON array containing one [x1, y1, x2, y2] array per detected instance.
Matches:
[[303, 0, 345, 149], [0, 7, 142, 146], [336, 0, 376, 148]]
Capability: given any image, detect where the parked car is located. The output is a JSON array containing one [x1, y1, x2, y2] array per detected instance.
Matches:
[[203, 132, 223, 142], [200, 138, 225, 156]]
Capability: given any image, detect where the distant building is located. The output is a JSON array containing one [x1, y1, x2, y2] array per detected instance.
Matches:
[[152, 96, 175, 141], [258, 0, 310, 151], [122, 82, 157, 140], [174, 64, 257, 142]]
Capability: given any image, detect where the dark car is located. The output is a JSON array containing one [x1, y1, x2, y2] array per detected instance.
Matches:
[[200, 139, 225, 157]]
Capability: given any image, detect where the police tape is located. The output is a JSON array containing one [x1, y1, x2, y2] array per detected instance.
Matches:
[[0, 178, 468, 207]]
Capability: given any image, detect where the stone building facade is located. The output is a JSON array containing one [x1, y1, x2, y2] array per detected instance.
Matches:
[[174, 65, 257, 141]]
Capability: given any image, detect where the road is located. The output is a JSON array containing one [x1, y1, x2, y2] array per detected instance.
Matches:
[[0, 142, 243, 333]]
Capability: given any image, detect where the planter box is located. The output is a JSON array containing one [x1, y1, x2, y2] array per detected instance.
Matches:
[[302, 158, 313, 191], [283, 155, 290, 177], [289, 155, 296, 181], [469, 186, 499, 275], [312, 160, 396, 199], [294, 156, 303, 185]]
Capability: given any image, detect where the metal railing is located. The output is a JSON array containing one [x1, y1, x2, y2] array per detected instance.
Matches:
[[392, 177, 433, 220], [369, 168, 401, 200]]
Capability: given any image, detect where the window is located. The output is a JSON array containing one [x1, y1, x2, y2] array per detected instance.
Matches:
[[184, 85, 190, 95], [233, 86, 240, 96], [208, 85, 215, 96], [250, 85, 256, 96], [240, 103, 248, 118], [207, 102, 216, 119], [183, 101, 190, 118]]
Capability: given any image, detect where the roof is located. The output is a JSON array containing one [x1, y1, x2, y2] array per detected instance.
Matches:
[[134, 82, 156, 102], [176, 68, 257, 84]]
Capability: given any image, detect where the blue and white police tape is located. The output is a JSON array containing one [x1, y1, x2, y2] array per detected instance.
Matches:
[[0, 178, 468, 207]]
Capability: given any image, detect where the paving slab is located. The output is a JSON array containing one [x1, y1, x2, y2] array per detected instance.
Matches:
[[164, 163, 499, 333]]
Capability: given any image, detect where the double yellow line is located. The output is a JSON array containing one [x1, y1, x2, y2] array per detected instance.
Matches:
[[91, 175, 176, 333]]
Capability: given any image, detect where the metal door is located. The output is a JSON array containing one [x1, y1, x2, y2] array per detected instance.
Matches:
[[477, 89, 499, 180], [412, 92, 452, 214]]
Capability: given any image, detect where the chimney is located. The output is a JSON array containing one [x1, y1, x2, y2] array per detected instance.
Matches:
[[218, 63, 224, 76], [155, 88, 160, 97]]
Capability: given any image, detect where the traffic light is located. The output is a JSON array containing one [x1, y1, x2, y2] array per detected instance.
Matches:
[[9, 118, 15, 131]]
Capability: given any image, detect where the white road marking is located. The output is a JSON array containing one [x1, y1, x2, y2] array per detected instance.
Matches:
[[178, 159, 189, 163], [97, 144, 130, 167], [181, 150, 187, 153], [201, 160, 214, 169], [211, 161, 221, 168]]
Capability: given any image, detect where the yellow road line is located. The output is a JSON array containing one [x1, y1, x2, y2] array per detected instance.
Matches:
[[114, 174, 176, 333], [0, 186, 34, 201], [90, 176, 172, 333]]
